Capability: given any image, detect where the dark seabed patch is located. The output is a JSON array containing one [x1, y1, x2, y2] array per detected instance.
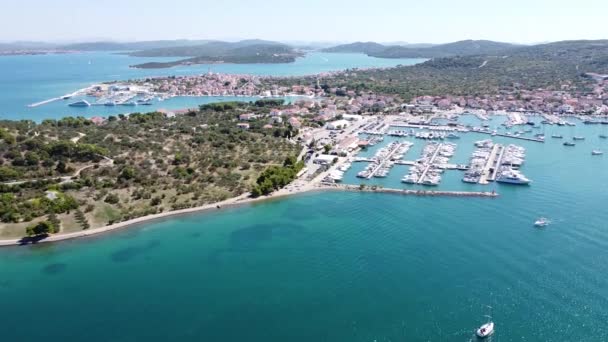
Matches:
[[230, 223, 306, 248], [110, 239, 161, 263], [41, 263, 67, 275]]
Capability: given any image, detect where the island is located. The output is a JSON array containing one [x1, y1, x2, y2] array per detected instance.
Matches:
[[128, 40, 304, 68]]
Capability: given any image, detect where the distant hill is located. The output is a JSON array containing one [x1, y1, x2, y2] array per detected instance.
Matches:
[[129, 41, 303, 68], [322, 42, 387, 54], [322, 40, 518, 58], [59, 40, 216, 51], [292, 40, 608, 100], [127, 40, 288, 57], [373, 40, 519, 58]]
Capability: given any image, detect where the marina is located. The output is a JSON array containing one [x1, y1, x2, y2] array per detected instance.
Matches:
[[341, 114, 573, 190]]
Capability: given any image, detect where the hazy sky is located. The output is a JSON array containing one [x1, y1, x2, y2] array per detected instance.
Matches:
[[2, 0, 606, 43]]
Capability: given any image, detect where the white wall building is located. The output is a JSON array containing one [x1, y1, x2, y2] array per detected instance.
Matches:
[[326, 119, 350, 130]]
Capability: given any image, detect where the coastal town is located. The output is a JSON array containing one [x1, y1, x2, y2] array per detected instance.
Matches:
[[30, 67, 608, 118], [6, 73, 608, 245]]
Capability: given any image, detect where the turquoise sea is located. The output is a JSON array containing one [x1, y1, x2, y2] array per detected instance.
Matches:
[[2, 116, 608, 341], [0, 52, 423, 121]]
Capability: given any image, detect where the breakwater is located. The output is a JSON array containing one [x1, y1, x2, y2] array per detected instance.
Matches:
[[325, 183, 499, 198]]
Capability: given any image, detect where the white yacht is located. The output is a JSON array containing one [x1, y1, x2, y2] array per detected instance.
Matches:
[[68, 100, 90, 107], [496, 170, 531, 185], [401, 174, 419, 184], [534, 217, 550, 227], [476, 321, 495, 339]]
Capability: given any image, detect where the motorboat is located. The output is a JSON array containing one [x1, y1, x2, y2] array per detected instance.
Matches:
[[534, 217, 550, 227], [476, 308, 495, 339], [573, 136, 585, 140], [496, 169, 530, 185], [551, 134, 563, 139], [68, 100, 90, 107], [563, 142, 575, 147], [600, 134, 608, 139], [476, 322, 494, 338], [592, 150, 604, 156]]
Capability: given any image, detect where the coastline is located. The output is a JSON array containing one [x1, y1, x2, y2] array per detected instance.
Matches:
[[0, 183, 500, 247], [0, 183, 325, 247]]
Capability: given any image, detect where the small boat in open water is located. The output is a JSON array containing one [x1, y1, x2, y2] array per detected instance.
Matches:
[[563, 142, 575, 147], [475, 307, 495, 339], [534, 217, 550, 227], [573, 136, 585, 140], [592, 150, 604, 156], [551, 134, 563, 139]]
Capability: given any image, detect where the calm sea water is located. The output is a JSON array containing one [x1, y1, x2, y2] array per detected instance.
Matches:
[[0, 52, 423, 121], [1, 117, 608, 341]]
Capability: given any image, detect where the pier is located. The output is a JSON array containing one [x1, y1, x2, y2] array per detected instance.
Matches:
[[365, 142, 406, 179], [478, 144, 500, 184], [28, 90, 83, 108], [477, 131, 545, 143], [489, 145, 506, 181], [28, 97, 63, 108], [417, 143, 443, 184]]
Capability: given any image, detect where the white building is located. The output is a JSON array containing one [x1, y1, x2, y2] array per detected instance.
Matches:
[[326, 119, 350, 130], [313, 154, 337, 165], [342, 114, 363, 121]]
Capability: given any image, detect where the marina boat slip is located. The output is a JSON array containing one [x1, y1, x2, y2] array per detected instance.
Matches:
[[402, 142, 456, 186], [357, 141, 413, 179], [464, 141, 529, 185]]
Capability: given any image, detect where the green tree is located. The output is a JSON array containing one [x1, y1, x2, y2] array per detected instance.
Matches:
[[26, 221, 57, 237], [104, 193, 120, 204]]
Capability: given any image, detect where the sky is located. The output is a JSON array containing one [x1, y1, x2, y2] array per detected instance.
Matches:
[[1, 0, 607, 44]]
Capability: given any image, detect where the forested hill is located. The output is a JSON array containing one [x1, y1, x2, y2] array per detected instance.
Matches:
[[289, 40, 608, 100], [59, 40, 216, 51], [128, 40, 290, 57], [322, 42, 388, 55], [129, 41, 303, 68], [323, 40, 518, 58]]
